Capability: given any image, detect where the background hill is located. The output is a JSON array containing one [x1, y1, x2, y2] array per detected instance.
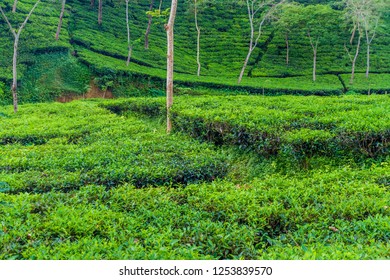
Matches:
[[0, 0, 389, 104]]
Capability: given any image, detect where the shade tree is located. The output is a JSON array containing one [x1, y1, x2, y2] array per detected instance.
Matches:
[[238, 0, 286, 84], [0, 0, 41, 113]]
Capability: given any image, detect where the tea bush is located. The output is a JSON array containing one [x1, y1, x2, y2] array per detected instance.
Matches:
[[0, 101, 227, 193], [1, 162, 389, 259], [102, 95, 390, 161]]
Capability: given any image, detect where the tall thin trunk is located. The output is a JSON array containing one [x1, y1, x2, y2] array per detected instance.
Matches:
[[238, 49, 253, 84], [363, 17, 378, 79], [308, 32, 318, 82], [313, 49, 317, 82], [0, 1, 40, 113], [350, 24, 362, 84], [98, 0, 102, 25], [238, 0, 284, 84], [165, 0, 178, 133], [194, 0, 201, 76], [145, 0, 154, 49], [12, 37, 19, 113], [350, 22, 356, 45], [91, 0, 95, 7], [12, 0, 18, 13], [56, 0, 66, 41], [285, 32, 289, 65], [366, 42, 370, 78], [126, 0, 132, 66], [0, 0, 40, 113], [159, 0, 163, 12]]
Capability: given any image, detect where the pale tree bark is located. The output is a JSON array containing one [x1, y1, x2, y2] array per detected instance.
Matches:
[[98, 0, 102, 25], [345, 22, 362, 84], [194, 0, 201, 76], [285, 32, 289, 65], [0, 1, 40, 113], [12, 0, 18, 13], [308, 31, 318, 82], [238, 0, 285, 84], [344, 0, 382, 80], [56, 0, 66, 40], [159, 0, 163, 12], [363, 17, 378, 78], [125, 0, 132, 65], [145, 0, 154, 49], [165, 0, 178, 133]]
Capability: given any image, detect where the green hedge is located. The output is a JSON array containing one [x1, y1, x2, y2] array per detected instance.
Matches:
[[0, 101, 227, 193], [104, 95, 390, 161]]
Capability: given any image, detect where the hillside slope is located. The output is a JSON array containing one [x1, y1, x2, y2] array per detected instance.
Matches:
[[0, 0, 389, 102]]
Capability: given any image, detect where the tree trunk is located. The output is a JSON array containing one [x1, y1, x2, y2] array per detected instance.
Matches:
[[98, 0, 102, 25], [238, 48, 253, 84], [91, 0, 95, 7], [350, 30, 362, 84], [12, 37, 19, 113], [144, 0, 154, 49], [366, 43, 370, 78], [56, 0, 66, 41], [308, 33, 318, 82], [313, 49, 317, 82], [159, 0, 163, 12], [285, 32, 289, 65], [238, 0, 275, 84], [126, 0, 132, 66], [165, 0, 178, 133], [0, 1, 40, 113], [12, 0, 18, 13], [194, 0, 201, 76]]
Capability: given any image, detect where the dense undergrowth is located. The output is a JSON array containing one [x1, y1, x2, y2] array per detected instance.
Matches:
[[1, 96, 389, 259]]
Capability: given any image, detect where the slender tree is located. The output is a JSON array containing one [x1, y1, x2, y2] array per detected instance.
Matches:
[[56, 0, 67, 40], [276, 3, 300, 66], [125, 0, 132, 65], [238, 0, 285, 84], [360, 0, 382, 78], [344, 0, 363, 84], [165, 0, 178, 133], [194, 0, 201, 76], [145, 0, 154, 49], [343, 0, 384, 80], [297, 5, 337, 82], [98, 0, 103, 25], [347, 22, 363, 84], [0, 1, 40, 113], [159, 0, 163, 11], [91, 0, 95, 7], [12, 0, 18, 13]]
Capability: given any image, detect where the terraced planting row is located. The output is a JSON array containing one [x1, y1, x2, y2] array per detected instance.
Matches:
[[1, 97, 389, 259], [1, 155, 389, 259], [0, 101, 227, 193], [104, 95, 390, 162]]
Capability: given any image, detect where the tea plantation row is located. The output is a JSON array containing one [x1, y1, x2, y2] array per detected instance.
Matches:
[[1, 152, 389, 259], [0, 101, 227, 193], [1, 98, 389, 259], [103, 95, 390, 162]]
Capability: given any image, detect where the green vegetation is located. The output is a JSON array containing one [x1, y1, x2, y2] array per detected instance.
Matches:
[[1, 96, 389, 259], [341, 73, 390, 94], [105, 95, 390, 160], [1, 0, 389, 103], [0, 101, 227, 193], [1, 0, 390, 261]]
